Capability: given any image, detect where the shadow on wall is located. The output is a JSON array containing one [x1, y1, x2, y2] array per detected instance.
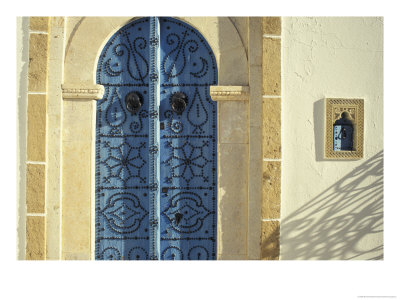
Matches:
[[313, 99, 325, 162], [280, 150, 383, 260]]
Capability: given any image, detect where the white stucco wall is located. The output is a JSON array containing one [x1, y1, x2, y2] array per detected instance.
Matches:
[[281, 17, 383, 260]]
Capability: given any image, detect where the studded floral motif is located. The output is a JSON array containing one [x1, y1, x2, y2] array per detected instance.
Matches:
[[96, 17, 217, 260], [164, 140, 212, 185], [101, 140, 147, 185]]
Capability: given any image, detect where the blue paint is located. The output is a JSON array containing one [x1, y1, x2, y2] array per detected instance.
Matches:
[[95, 17, 217, 260], [333, 114, 354, 151], [159, 18, 217, 260]]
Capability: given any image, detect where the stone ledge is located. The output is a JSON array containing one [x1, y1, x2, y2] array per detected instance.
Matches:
[[62, 84, 104, 100], [210, 86, 249, 101]]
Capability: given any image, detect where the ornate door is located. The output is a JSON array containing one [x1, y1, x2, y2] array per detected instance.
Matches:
[[95, 17, 217, 260]]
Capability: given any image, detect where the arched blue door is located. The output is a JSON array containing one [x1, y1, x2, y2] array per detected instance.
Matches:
[[95, 17, 217, 260]]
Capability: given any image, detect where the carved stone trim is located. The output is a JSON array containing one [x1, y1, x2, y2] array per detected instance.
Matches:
[[325, 98, 364, 160], [210, 86, 250, 101], [62, 84, 104, 100]]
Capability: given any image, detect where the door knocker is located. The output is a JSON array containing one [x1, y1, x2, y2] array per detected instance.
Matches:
[[125, 91, 143, 114], [170, 92, 188, 115]]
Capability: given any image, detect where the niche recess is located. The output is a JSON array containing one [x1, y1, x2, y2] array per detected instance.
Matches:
[[324, 98, 364, 160]]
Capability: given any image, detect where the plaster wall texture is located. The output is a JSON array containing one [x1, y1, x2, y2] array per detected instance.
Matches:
[[281, 17, 383, 260]]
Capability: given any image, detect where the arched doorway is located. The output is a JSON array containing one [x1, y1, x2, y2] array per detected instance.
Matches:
[[95, 17, 218, 260]]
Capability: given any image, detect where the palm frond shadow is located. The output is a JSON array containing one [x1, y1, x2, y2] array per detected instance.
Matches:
[[279, 150, 383, 260]]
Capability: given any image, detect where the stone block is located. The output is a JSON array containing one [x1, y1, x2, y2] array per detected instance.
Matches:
[[219, 101, 249, 144], [61, 100, 94, 258], [263, 98, 281, 158], [263, 17, 281, 35], [26, 164, 45, 214], [262, 161, 281, 219], [218, 143, 248, 257], [61, 140, 92, 256], [261, 220, 280, 260], [26, 216, 45, 260], [262, 38, 281, 96], [27, 94, 46, 161], [29, 17, 49, 32], [28, 33, 48, 92]]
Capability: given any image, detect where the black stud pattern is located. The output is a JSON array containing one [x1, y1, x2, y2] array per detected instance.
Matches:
[[162, 192, 211, 233], [100, 192, 148, 234], [100, 140, 147, 185], [159, 18, 217, 260], [96, 17, 217, 260], [160, 18, 217, 86], [97, 19, 150, 86], [95, 18, 151, 260], [100, 247, 122, 260], [163, 139, 212, 186], [127, 246, 149, 260], [161, 246, 183, 260]]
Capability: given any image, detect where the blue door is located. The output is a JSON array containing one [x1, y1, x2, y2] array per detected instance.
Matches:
[[95, 17, 217, 260]]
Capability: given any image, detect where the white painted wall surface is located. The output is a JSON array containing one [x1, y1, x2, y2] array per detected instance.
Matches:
[[281, 17, 383, 260]]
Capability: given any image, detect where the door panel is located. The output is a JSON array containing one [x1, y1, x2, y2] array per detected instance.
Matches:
[[95, 18, 151, 260]]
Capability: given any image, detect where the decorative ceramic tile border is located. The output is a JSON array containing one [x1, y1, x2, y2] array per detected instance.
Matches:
[[210, 86, 249, 101], [325, 98, 364, 159]]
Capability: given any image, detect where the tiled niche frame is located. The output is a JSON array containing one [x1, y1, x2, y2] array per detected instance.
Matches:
[[325, 98, 364, 160]]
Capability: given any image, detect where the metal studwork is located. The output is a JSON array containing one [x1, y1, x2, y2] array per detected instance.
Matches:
[[159, 17, 217, 260], [148, 16, 160, 260], [95, 18, 151, 260], [95, 17, 217, 260]]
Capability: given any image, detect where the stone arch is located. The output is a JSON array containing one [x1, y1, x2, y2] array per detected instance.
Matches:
[[64, 17, 248, 86]]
